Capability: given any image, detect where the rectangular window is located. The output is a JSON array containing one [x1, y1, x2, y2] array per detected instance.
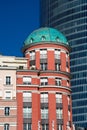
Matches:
[[57, 125, 63, 130], [23, 76, 31, 85], [42, 124, 49, 130], [23, 123, 31, 130], [23, 107, 32, 118], [6, 76, 11, 85], [30, 50, 35, 60], [40, 63, 47, 70], [56, 93, 62, 103], [56, 108, 62, 119], [5, 107, 10, 116], [23, 92, 32, 102], [41, 93, 48, 103], [55, 78, 61, 86], [4, 124, 9, 130], [55, 49, 60, 59], [5, 91, 11, 99], [40, 49, 47, 59], [40, 78, 48, 86], [41, 107, 48, 119], [55, 63, 61, 71]]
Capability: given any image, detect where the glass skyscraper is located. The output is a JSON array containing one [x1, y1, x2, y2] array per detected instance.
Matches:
[[40, 0, 87, 128]]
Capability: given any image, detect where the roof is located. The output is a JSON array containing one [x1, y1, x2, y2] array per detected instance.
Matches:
[[23, 27, 68, 46]]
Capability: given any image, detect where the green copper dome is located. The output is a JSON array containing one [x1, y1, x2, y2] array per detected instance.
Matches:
[[24, 27, 68, 46]]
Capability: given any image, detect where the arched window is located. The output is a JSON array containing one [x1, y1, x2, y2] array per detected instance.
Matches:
[[30, 38, 34, 43], [56, 36, 60, 42], [41, 36, 46, 41], [4, 124, 9, 130]]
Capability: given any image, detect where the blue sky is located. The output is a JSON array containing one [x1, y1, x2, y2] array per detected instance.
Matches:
[[0, 0, 40, 56]]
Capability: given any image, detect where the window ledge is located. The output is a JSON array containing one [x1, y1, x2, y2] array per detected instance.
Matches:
[[4, 84, 13, 87]]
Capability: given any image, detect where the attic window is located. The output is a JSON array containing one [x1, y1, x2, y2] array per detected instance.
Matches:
[[56, 37, 60, 42], [41, 36, 46, 41], [30, 38, 34, 43]]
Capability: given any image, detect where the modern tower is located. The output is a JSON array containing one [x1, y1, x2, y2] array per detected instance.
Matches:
[[40, 0, 87, 128]]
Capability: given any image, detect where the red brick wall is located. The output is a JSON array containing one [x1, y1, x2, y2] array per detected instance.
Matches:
[[36, 51, 40, 69], [62, 94, 68, 130], [49, 93, 57, 130], [48, 50, 55, 70], [61, 52, 66, 72], [32, 93, 40, 130], [17, 92, 23, 130]]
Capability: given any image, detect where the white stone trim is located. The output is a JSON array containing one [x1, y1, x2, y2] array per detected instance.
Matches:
[[47, 48, 54, 51], [0, 122, 17, 125]]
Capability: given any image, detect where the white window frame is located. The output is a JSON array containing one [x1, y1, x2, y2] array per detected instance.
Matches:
[[23, 91, 32, 102], [55, 78, 61, 86], [23, 76, 31, 85], [4, 124, 9, 130], [41, 93, 48, 103], [40, 78, 48, 86], [23, 107, 32, 118], [42, 124, 49, 130], [23, 123, 32, 130], [40, 63, 47, 70], [41, 108, 48, 119], [56, 108, 62, 119], [5, 107, 10, 116], [55, 49, 60, 59], [58, 124, 63, 130], [30, 50, 35, 60], [5, 91, 12, 99], [55, 63, 61, 71], [40, 49, 47, 59], [56, 93, 62, 103], [6, 76, 11, 85]]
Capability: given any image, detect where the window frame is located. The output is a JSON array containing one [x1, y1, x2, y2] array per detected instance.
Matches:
[[4, 124, 9, 130], [56, 108, 63, 119], [23, 107, 32, 118], [41, 93, 48, 103], [41, 107, 48, 119], [23, 123, 32, 130], [40, 63, 47, 70], [56, 93, 62, 103], [23, 76, 31, 85], [55, 63, 61, 71], [5, 91, 12, 100], [42, 124, 49, 130], [4, 107, 10, 116], [6, 76, 11, 85], [40, 78, 48, 86], [55, 49, 60, 59], [55, 78, 61, 86], [40, 49, 47, 59], [30, 50, 35, 60]]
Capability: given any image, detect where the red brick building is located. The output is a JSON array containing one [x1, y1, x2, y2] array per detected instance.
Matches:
[[16, 27, 73, 130]]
